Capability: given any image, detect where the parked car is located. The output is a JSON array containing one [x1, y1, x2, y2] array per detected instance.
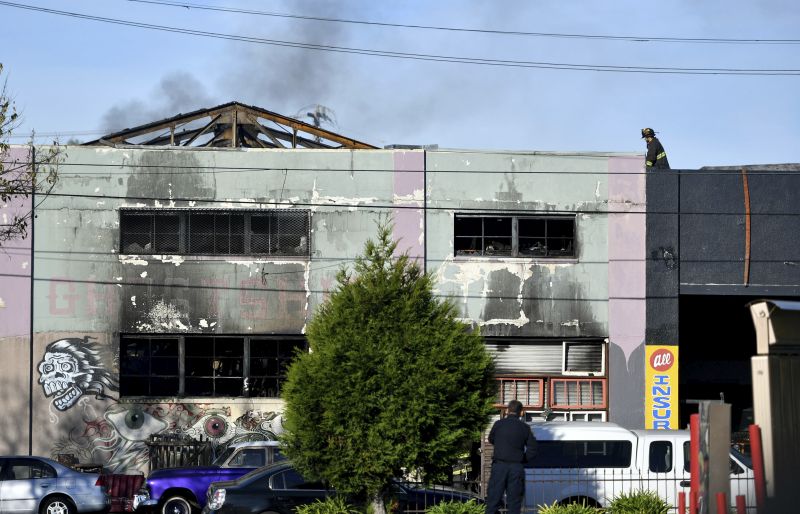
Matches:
[[202, 461, 482, 514], [523, 421, 754, 510], [135, 441, 282, 514], [0, 455, 110, 514]]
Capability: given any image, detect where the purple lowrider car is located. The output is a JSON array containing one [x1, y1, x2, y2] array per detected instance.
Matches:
[[135, 441, 283, 514]]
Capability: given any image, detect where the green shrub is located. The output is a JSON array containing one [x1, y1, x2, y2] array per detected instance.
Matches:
[[294, 497, 361, 514], [425, 500, 485, 514], [607, 490, 669, 514], [537, 500, 603, 513]]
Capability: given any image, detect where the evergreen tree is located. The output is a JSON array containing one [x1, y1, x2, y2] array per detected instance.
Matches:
[[281, 223, 495, 514]]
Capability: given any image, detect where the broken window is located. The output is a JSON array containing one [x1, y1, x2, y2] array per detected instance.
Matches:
[[119, 209, 310, 256], [119, 212, 180, 254], [248, 338, 304, 397], [185, 336, 244, 397], [119, 337, 180, 396], [454, 214, 576, 258], [119, 335, 307, 398]]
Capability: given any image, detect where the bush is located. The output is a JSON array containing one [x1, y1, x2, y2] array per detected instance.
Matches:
[[607, 490, 669, 514], [537, 500, 603, 513], [295, 497, 361, 514], [425, 500, 485, 514]]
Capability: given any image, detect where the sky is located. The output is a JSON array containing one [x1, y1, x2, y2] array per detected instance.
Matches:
[[1, 0, 799, 169]]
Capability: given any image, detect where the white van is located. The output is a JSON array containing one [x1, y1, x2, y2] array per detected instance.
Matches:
[[524, 422, 754, 511]]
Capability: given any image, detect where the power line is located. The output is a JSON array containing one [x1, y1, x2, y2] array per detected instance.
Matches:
[[8, 189, 800, 216], [0, 272, 683, 302], [2, 248, 796, 266], [1, 1, 798, 76], [127, 0, 800, 46], [11, 157, 800, 176]]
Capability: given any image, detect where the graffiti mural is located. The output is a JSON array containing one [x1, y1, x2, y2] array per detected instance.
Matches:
[[50, 403, 282, 472], [39, 336, 283, 473], [38, 337, 119, 411]]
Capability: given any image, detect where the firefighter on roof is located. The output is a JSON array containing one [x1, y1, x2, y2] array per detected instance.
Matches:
[[642, 127, 670, 170]]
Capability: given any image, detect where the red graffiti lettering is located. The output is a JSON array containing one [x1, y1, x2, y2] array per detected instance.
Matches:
[[240, 278, 267, 320], [48, 279, 78, 316]]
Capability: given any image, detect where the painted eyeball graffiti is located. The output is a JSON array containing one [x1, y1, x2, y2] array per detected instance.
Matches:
[[187, 414, 235, 443], [105, 407, 167, 442], [204, 416, 228, 438], [125, 407, 146, 430]]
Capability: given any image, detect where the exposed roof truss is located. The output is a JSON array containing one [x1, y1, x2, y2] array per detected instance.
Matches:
[[85, 101, 376, 149]]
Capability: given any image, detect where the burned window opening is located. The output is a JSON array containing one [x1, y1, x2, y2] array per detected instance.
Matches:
[[119, 335, 307, 398], [454, 214, 576, 258], [120, 209, 310, 257]]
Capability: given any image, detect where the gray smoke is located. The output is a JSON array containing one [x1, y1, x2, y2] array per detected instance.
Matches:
[[220, 0, 353, 116], [101, 71, 216, 133]]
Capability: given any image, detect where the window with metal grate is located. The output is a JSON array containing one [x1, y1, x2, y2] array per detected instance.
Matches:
[[454, 214, 576, 258], [119, 209, 310, 256]]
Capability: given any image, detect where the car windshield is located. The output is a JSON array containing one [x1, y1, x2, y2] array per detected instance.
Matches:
[[234, 462, 288, 485], [731, 448, 753, 469], [211, 447, 237, 466]]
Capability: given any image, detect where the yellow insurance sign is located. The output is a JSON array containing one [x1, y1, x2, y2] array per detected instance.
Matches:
[[645, 345, 679, 429]]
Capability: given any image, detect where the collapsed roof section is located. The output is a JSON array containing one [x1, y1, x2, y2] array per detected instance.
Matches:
[[84, 101, 376, 149]]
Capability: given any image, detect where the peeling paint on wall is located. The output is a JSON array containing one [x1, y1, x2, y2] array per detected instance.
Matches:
[[137, 299, 191, 332], [119, 255, 148, 266]]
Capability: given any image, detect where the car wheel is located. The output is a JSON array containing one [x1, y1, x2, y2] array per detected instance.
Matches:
[[161, 495, 195, 514], [40, 495, 75, 514]]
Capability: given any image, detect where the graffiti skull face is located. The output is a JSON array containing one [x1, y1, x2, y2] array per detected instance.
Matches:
[[38, 352, 84, 410]]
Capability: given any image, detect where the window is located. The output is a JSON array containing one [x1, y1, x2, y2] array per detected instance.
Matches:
[[120, 209, 310, 257], [531, 440, 632, 468], [271, 469, 325, 491], [119, 338, 180, 396], [228, 449, 266, 468], [454, 214, 575, 258], [185, 337, 244, 396], [120, 335, 307, 398], [5, 459, 57, 480], [495, 378, 544, 409], [550, 378, 607, 409], [649, 441, 673, 473]]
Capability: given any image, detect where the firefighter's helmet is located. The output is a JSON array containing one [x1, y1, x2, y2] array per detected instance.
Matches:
[[641, 127, 656, 139]]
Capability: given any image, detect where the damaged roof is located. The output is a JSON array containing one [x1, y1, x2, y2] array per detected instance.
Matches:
[[83, 101, 376, 149]]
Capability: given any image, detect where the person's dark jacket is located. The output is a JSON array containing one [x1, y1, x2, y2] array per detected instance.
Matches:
[[646, 137, 670, 169], [488, 415, 537, 464]]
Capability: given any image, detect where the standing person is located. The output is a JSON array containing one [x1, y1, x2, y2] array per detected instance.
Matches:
[[484, 400, 537, 514], [642, 127, 670, 170]]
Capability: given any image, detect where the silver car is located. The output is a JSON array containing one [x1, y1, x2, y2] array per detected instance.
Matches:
[[0, 456, 110, 514]]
